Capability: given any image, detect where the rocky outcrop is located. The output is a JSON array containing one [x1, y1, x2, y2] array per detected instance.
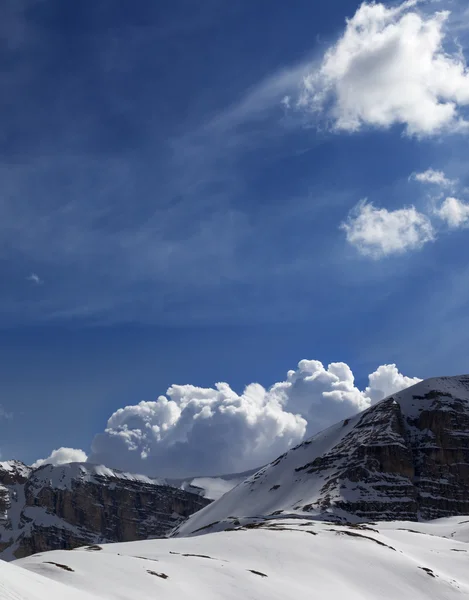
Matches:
[[0, 485, 10, 524], [177, 376, 469, 535], [295, 397, 419, 521], [322, 379, 469, 521], [289, 376, 469, 521], [0, 462, 210, 560]]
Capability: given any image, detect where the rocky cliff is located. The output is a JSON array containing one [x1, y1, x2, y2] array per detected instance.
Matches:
[[176, 375, 469, 535], [0, 461, 210, 560]]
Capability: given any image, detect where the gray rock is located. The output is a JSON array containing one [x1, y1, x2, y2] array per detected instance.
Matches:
[[0, 462, 210, 560]]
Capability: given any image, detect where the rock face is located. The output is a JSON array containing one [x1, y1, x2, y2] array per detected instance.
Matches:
[[177, 375, 469, 535], [0, 485, 10, 523], [0, 462, 210, 560]]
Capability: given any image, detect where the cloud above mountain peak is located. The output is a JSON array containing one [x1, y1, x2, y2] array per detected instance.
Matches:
[[86, 359, 421, 478]]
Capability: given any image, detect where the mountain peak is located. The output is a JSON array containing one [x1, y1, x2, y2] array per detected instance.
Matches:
[[176, 374, 469, 535]]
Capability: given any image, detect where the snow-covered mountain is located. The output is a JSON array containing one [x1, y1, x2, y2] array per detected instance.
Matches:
[[6, 516, 469, 599], [176, 375, 469, 536], [0, 461, 209, 560], [5, 375, 469, 598]]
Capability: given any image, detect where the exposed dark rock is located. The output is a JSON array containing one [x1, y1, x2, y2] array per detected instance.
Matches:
[[0, 462, 210, 560], [287, 377, 469, 521]]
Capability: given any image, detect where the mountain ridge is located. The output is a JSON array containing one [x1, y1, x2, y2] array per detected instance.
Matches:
[[176, 375, 469, 535], [0, 461, 209, 560]]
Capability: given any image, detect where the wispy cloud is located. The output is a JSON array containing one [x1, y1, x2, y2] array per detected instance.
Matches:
[[167, 59, 313, 196], [2, 0, 468, 326], [0, 0, 326, 327], [411, 168, 456, 187], [27, 273, 43, 285], [0, 406, 13, 420]]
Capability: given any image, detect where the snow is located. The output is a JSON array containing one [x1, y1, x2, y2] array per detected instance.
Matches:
[[175, 416, 358, 534], [1, 480, 28, 561], [0, 559, 99, 600], [396, 375, 469, 418], [180, 476, 247, 501], [5, 375, 469, 597], [175, 375, 469, 535], [4, 517, 469, 599], [0, 461, 32, 479], [30, 463, 164, 491], [168, 469, 259, 501]]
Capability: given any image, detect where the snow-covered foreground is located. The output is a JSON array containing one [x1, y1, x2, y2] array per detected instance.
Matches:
[[6, 517, 469, 599]]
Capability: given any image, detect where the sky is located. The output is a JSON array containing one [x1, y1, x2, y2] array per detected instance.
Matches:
[[1, 0, 469, 477]]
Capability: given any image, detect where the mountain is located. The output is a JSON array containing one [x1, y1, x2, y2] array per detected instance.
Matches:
[[176, 375, 469, 536], [5, 375, 469, 599], [0, 461, 210, 560], [169, 469, 259, 501], [7, 516, 469, 599]]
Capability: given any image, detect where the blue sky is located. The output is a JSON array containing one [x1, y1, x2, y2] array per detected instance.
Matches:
[[1, 0, 469, 476]]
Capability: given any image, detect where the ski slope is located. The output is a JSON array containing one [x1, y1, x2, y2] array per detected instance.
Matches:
[[6, 517, 469, 599]]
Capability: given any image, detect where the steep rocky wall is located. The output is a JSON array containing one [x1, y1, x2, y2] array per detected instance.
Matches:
[[298, 383, 469, 521], [0, 485, 10, 523], [0, 462, 210, 560]]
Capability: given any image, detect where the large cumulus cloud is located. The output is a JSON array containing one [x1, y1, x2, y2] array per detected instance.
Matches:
[[298, 1, 469, 135], [89, 382, 306, 478], [88, 360, 420, 478]]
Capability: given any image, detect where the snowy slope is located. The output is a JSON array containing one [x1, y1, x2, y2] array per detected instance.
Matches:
[[169, 469, 259, 501], [175, 416, 358, 535], [9, 517, 469, 599], [29, 462, 165, 489], [177, 476, 242, 500], [176, 375, 469, 535], [0, 558, 99, 600], [0, 461, 32, 481]]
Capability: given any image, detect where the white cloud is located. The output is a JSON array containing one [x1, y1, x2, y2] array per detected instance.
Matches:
[[412, 168, 455, 187], [26, 273, 43, 285], [89, 383, 307, 479], [341, 200, 434, 258], [435, 196, 469, 228], [364, 363, 422, 403], [88, 360, 420, 477], [269, 360, 421, 435], [32, 447, 88, 469], [298, 1, 469, 135]]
